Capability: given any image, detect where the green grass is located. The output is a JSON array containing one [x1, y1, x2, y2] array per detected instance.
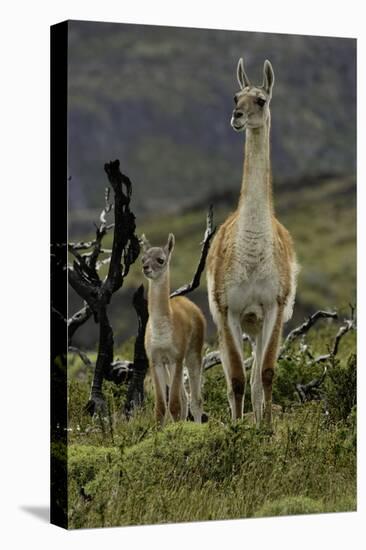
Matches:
[[66, 174, 356, 528], [66, 324, 356, 529], [67, 405, 356, 528]]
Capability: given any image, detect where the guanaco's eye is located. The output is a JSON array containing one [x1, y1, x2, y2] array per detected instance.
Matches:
[[157, 258, 164, 265], [256, 97, 266, 107], [234, 95, 238, 105]]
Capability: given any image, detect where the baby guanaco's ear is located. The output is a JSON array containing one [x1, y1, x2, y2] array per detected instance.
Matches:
[[165, 233, 175, 255], [140, 233, 151, 252]]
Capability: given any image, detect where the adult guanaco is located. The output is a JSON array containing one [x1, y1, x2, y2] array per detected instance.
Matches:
[[206, 58, 298, 426]]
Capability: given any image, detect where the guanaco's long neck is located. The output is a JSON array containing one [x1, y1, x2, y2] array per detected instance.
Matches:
[[148, 269, 172, 327], [237, 118, 274, 236]]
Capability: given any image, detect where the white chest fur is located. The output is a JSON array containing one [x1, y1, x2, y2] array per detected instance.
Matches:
[[226, 223, 279, 317], [147, 316, 177, 364], [149, 317, 173, 347]]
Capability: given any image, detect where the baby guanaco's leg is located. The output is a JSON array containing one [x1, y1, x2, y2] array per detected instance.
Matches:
[[151, 361, 169, 424], [168, 361, 184, 421], [186, 349, 203, 423]]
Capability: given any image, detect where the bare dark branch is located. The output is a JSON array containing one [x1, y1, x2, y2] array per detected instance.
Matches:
[[312, 315, 356, 364], [170, 205, 216, 298], [124, 284, 149, 416], [295, 308, 356, 403], [296, 367, 327, 403], [66, 161, 141, 416], [203, 350, 253, 371], [68, 303, 92, 345], [103, 161, 139, 297], [55, 162, 146, 417], [202, 351, 222, 371], [279, 310, 338, 358]]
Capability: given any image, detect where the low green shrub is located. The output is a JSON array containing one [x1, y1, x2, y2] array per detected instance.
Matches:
[[67, 404, 356, 528]]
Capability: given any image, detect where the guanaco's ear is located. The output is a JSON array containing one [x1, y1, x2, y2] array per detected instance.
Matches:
[[165, 233, 175, 255], [140, 233, 151, 251], [237, 58, 251, 89], [262, 60, 275, 95]]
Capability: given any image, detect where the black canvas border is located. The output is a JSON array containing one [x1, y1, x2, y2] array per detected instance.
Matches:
[[50, 20, 68, 529]]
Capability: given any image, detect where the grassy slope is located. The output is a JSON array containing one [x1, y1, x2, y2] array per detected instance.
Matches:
[[66, 175, 356, 528], [67, 409, 356, 528], [66, 323, 356, 528]]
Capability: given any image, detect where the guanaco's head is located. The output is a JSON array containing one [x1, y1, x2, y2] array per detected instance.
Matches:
[[140, 233, 175, 280], [231, 58, 274, 132]]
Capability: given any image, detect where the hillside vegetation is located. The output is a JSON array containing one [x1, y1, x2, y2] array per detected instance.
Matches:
[[66, 323, 356, 528]]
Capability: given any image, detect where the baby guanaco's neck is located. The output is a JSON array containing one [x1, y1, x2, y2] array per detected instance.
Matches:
[[147, 270, 172, 326]]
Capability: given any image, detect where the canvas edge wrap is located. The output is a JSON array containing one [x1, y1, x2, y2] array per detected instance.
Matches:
[[50, 20, 69, 529]]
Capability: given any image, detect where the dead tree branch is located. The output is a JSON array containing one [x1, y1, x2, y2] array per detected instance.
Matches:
[[55, 190, 116, 347], [124, 285, 149, 416], [68, 160, 140, 416], [311, 314, 356, 365], [279, 310, 338, 359], [68, 303, 92, 345], [295, 367, 327, 403], [203, 351, 253, 372], [52, 302, 93, 348], [295, 307, 356, 403], [170, 205, 216, 298]]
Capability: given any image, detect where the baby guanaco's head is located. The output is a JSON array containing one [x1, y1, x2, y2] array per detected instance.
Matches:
[[140, 233, 175, 280]]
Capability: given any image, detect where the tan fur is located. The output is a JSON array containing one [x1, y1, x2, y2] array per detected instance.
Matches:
[[142, 234, 206, 424], [207, 59, 298, 425]]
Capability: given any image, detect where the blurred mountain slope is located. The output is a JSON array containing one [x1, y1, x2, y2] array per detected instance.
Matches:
[[67, 21, 356, 218]]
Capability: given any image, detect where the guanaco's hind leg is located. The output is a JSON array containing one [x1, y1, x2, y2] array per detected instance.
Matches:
[[250, 351, 264, 425], [219, 313, 246, 420], [181, 381, 189, 420], [168, 361, 184, 421], [250, 304, 278, 425], [261, 305, 284, 426]]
